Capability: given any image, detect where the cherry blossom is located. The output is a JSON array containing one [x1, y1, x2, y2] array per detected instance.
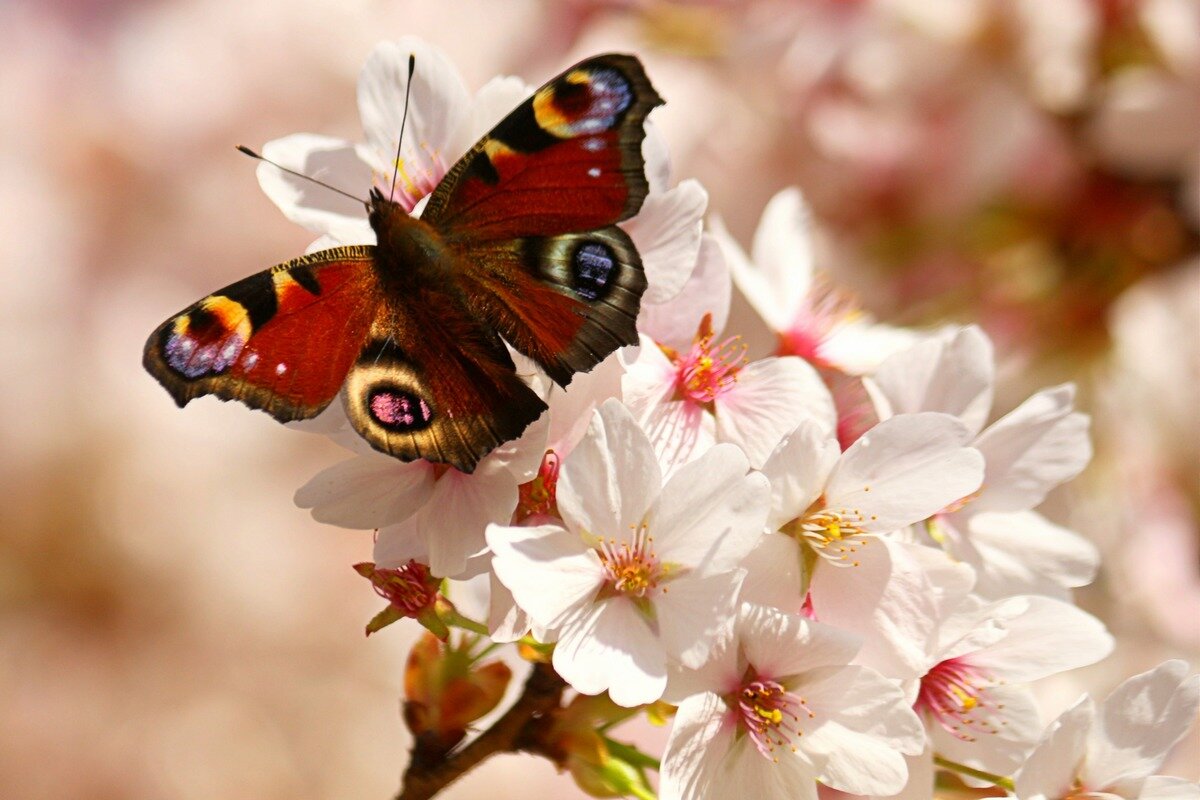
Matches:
[[659, 604, 924, 800], [866, 325, 1099, 598], [906, 594, 1113, 786], [718, 187, 920, 374], [487, 399, 770, 706], [1014, 660, 1200, 800], [740, 413, 984, 676]]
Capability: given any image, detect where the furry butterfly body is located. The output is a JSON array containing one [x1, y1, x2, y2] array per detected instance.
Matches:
[[144, 54, 662, 473]]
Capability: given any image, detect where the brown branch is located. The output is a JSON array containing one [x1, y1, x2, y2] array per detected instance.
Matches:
[[394, 662, 567, 800]]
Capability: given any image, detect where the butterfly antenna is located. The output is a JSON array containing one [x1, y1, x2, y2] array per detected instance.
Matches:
[[388, 54, 417, 202], [236, 145, 368, 210]]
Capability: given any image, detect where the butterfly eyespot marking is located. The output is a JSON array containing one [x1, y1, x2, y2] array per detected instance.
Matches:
[[367, 387, 435, 432], [163, 297, 252, 378], [572, 241, 617, 302], [534, 67, 633, 138]]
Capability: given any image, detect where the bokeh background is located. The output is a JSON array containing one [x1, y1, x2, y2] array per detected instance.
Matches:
[[2, 0, 1196, 797]]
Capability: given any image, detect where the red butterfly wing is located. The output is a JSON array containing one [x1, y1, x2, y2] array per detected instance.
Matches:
[[143, 246, 381, 420], [422, 54, 663, 241], [420, 54, 662, 386]]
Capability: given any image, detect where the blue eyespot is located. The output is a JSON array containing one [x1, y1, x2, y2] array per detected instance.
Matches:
[[572, 242, 617, 302]]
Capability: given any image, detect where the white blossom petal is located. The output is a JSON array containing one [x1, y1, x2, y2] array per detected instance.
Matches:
[[739, 533, 807, 613], [973, 384, 1091, 513], [714, 356, 836, 468], [660, 692, 739, 800], [487, 522, 603, 630], [638, 234, 730, 350], [1015, 696, 1094, 800], [656, 570, 745, 669], [1084, 660, 1200, 793], [801, 665, 924, 795], [357, 39, 470, 198], [740, 605, 860, 678], [866, 325, 994, 437], [649, 443, 768, 575], [972, 595, 1113, 683], [966, 510, 1100, 597], [622, 178, 708, 304], [415, 462, 520, 577], [825, 413, 983, 532], [552, 598, 667, 706], [294, 454, 434, 529], [258, 133, 374, 242], [558, 399, 662, 537], [760, 419, 841, 531]]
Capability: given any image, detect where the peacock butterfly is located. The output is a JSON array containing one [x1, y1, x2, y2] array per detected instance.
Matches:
[[143, 54, 663, 473]]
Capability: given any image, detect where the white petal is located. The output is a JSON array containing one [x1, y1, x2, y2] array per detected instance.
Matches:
[[973, 384, 1091, 513], [967, 510, 1100, 597], [825, 413, 983, 532], [558, 399, 662, 537], [760, 419, 840, 531], [416, 462, 521, 577], [714, 356, 836, 468], [809, 539, 936, 680], [802, 665, 924, 794], [486, 522, 604, 630], [929, 684, 1044, 779], [1015, 695, 1093, 800], [642, 119, 671, 194], [638, 234, 731, 350], [485, 568, 529, 644], [659, 692, 738, 800], [739, 533, 807, 613], [544, 350, 625, 457], [711, 212, 786, 329], [817, 319, 924, 377], [294, 454, 434, 529], [1085, 661, 1200, 793], [748, 187, 816, 326], [740, 605, 860, 678], [258, 133, 374, 241], [866, 325, 994, 437], [622, 179, 708, 304], [373, 515, 426, 567], [623, 343, 717, 471], [357, 39, 470, 197], [454, 75, 530, 153], [552, 599, 667, 706], [649, 443, 768, 575], [973, 596, 1113, 683], [1138, 776, 1200, 800], [656, 570, 744, 668]]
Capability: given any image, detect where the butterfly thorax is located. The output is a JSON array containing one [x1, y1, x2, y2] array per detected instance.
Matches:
[[368, 194, 455, 290]]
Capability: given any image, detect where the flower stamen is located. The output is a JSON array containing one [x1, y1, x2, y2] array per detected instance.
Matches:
[[915, 657, 1004, 742], [733, 678, 815, 761], [670, 312, 747, 405]]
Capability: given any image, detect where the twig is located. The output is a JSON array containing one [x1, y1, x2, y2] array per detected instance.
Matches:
[[394, 662, 567, 800]]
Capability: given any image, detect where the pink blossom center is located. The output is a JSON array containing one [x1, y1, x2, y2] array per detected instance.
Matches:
[[669, 312, 747, 405], [373, 144, 449, 213], [776, 281, 861, 367], [515, 450, 561, 522], [915, 657, 1001, 742], [733, 678, 815, 761], [597, 523, 664, 598]]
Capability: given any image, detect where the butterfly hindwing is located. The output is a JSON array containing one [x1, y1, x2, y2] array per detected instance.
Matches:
[[143, 246, 381, 421], [341, 289, 548, 473], [456, 226, 646, 386], [423, 54, 663, 241]]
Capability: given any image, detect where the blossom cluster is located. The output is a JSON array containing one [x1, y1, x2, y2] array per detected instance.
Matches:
[[266, 39, 1197, 800]]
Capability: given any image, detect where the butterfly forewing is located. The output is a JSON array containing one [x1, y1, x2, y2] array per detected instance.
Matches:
[[143, 246, 381, 420], [423, 54, 663, 240]]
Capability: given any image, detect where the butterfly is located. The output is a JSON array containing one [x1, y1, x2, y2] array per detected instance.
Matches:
[[143, 53, 663, 473]]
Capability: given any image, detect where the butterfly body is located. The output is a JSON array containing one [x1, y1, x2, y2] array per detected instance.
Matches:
[[145, 53, 662, 473]]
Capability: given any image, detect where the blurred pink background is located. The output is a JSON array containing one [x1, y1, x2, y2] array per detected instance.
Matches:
[[1, 0, 1196, 797]]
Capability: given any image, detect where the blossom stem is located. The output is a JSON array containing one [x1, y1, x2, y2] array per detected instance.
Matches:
[[933, 755, 1015, 791], [394, 662, 567, 800], [441, 608, 489, 637]]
